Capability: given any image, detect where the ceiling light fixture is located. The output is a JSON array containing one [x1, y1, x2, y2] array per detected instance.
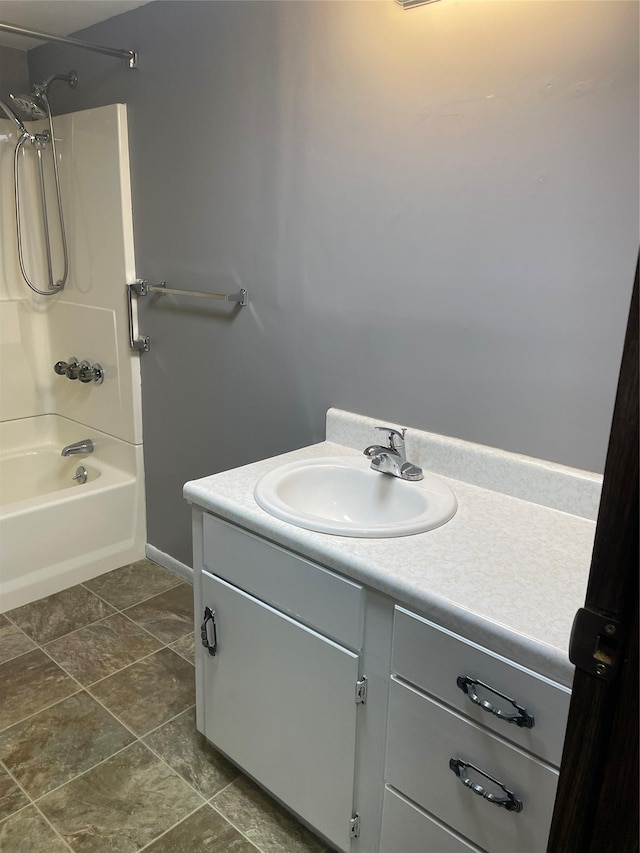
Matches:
[[396, 0, 441, 8]]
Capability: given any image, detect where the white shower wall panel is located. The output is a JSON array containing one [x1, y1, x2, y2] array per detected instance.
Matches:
[[54, 104, 141, 444], [0, 300, 54, 421], [0, 117, 22, 295], [60, 106, 138, 311], [0, 105, 142, 444], [48, 302, 137, 441]]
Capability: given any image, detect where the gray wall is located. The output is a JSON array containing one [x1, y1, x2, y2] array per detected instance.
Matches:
[[0, 46, 28, 101], [29, 1, 639, 567]]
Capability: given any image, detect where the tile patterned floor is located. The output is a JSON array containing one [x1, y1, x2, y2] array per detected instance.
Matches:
[[0, 559, 331, 852]]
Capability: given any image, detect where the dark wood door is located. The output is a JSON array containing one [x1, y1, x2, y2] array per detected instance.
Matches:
[[547, 264, 638, 851]]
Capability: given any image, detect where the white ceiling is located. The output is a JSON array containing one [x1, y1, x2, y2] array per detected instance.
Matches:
[[0, 1, 150, 50]]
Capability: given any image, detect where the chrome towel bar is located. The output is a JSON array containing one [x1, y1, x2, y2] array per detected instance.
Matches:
[[127, 280, 248, 352]]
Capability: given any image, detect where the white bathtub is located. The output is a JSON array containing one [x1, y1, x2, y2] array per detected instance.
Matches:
[[0, 415, 146, 612]]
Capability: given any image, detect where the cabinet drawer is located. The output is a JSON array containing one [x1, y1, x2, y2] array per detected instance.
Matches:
[[392, 607, 570, 765], [385, 678, 558, 853], [203, 513, 364, 650], [380, 785, 482, 853]]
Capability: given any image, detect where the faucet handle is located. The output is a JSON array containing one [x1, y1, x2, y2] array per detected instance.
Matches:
[[54, 357, 78, 377], [78, 363, 104, 384], [375, 426, 407, 455]]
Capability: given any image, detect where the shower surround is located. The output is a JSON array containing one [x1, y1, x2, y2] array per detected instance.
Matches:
[[0, 103, 146, 612]]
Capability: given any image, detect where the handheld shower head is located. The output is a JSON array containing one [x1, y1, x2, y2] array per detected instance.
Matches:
[[4, 68, 77, 298], [9, 93, 47, 120], [0, 98, 29, 135]]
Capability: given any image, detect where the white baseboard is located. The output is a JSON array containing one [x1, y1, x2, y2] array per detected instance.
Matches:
[[145, 544, 193, 585]]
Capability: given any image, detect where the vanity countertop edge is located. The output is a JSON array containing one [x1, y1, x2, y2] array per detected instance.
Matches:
[[184, 439, 597, 688]]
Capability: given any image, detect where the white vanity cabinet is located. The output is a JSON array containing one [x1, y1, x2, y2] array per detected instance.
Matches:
[[382, 607, 571, 853], [195, 514, 366, 853], [192, 510, 572, 853]]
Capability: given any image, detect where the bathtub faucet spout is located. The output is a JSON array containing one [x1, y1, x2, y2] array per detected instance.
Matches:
[[61, 439, 94, 457]]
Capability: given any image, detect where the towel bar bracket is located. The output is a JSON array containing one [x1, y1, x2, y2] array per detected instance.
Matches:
[[126, 279, 248, 352]]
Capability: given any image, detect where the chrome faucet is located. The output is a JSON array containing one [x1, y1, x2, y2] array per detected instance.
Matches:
[[364, 426, 423, 481], [61, 438, 94, 457]]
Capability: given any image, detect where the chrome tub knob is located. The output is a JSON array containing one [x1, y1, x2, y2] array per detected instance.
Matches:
[[78, 363, 104, 384], [54, 357, 78, 378]]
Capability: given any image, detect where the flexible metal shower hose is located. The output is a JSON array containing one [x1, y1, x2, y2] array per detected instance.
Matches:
[[13, 100, 69, 296]]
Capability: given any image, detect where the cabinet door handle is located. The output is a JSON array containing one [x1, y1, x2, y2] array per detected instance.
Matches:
[[201, 606, 218, 656], [449, 758, 523, 813], [456, 675, 535, 729]]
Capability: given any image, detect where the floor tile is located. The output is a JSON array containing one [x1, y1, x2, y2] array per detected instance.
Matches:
[[0, 805, 69, 852], [89, 648, 195, 736], [44, 613, 163, 686], [39, 741, 202, 853], [6, 586, 115, 645], [0, 616, 37, 665], [84, 559, 182, 610], [169, 633, 195, 666], [212, 776, 326, 853], [0, 764, 29, 821], [0, 691, 135, 799], [0, 650, 78, 732], [124, 583, 194, 644], [144, 804, 257, 852], [143, 708, 239, 798]]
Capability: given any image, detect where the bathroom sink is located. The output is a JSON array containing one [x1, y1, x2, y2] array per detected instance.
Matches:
[[254, 456, 457, 538]]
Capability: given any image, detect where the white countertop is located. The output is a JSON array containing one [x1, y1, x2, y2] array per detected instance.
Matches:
[[184, 430, 598, 688]]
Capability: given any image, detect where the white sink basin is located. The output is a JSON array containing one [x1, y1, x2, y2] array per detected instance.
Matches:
[[254, 456, 457, 538]]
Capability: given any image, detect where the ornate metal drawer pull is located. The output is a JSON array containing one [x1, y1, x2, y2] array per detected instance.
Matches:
[[201, 606, 218, 656], [449, 758, 523, 813], [456, 675, 535, 729]]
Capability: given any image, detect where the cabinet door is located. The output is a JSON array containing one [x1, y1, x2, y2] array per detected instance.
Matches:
[[200, 572, 359, 853]]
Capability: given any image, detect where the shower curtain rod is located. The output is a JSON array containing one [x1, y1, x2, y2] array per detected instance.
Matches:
[[0, 21, 138, 68]]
